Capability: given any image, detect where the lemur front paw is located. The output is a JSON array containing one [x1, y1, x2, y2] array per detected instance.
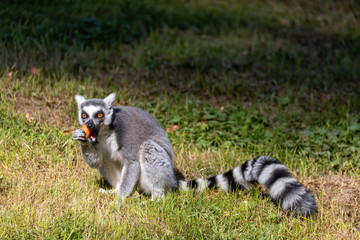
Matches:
[[72, 128, 86, 142]]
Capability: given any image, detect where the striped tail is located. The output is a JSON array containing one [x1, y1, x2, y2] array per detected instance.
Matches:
[[179, 155, 317, 217]]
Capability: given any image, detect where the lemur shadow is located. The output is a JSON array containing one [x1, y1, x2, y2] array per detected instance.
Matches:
[[95, 168, 186, 193], [95, 173, 286, 215], [96, 177, 112, 190]]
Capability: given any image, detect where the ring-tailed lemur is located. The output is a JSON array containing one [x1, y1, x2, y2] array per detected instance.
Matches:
[[72, 93, 317, 217]]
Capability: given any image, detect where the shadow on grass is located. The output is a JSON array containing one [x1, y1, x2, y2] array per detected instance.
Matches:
[[96, 176, 113, 190], [1, 0, 266, 45], [1, 0, 359, 95]]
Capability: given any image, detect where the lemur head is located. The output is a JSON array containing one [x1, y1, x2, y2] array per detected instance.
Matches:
[[75, 93, 116, 142]]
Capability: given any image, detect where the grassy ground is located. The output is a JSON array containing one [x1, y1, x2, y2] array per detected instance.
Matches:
[[1, 0, 360, 239]]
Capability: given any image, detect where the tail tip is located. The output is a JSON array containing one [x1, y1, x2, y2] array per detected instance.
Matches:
[[290, 192, 318, 217]]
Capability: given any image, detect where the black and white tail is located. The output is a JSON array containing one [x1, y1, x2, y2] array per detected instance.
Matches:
[[179, 156, 317, 217]]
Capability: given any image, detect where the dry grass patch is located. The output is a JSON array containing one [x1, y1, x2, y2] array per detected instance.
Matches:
[[305, 174, 360, 238], [306, 174, 360, 210], [12, 95, 74, 128]]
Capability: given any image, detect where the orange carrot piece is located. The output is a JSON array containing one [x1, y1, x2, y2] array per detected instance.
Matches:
[[81, 124, 91, 140]]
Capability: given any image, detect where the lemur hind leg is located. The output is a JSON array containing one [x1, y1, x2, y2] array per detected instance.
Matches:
[[139, 140, 177, 201]]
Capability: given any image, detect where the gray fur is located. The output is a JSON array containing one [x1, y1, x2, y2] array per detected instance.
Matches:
[[72, 94, 317, 216]]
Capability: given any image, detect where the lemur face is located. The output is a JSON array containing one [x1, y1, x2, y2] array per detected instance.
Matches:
[[75, 93, 116, 143]]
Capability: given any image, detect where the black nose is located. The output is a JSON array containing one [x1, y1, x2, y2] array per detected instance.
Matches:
[[86, 120, 95, 130]]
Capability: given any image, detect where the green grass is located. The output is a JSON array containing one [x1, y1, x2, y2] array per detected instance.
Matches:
[[1, 0, 360, 239]]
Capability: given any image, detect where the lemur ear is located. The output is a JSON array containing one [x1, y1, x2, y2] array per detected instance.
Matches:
[[104, 93, 116, 109], [75, 95, 86, 108]]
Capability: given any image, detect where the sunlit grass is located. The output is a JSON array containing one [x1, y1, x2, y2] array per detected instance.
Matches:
[[1, 0, 360, 238], [1, 76, 360, 239]]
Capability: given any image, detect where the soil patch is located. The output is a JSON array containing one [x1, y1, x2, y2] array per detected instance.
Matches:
[[13, 95, 75, 129]]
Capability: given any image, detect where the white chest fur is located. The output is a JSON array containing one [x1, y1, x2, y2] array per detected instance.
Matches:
[[96, 131, 125, 164]]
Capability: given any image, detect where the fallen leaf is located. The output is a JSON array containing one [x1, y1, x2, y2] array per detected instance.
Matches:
[[63, 130, 74, 134], [201, 118, 208, 124], [166, 125, 180, 133], [295, 122, 305, 130], [25, 113, 32, 123], [277, 18, 291, 27], [29, 67, 41, 75]]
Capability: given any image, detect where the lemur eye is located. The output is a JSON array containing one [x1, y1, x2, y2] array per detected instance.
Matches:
[[82, 113, 87, 118], [97, 113, 103, 118]]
